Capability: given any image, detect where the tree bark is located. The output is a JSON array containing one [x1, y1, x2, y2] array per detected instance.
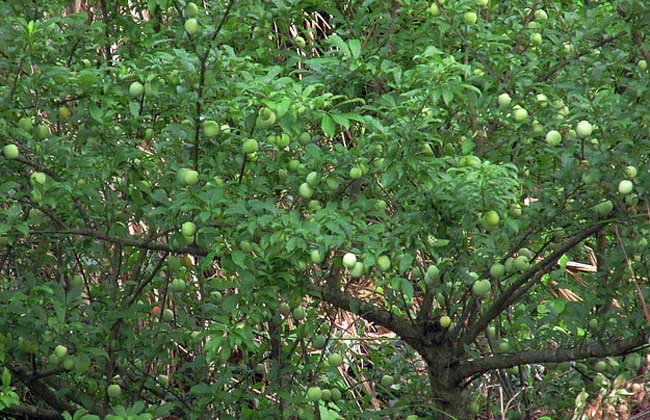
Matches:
[[426, 361, 467, 418]]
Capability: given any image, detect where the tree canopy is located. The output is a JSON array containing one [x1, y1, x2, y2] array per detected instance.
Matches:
[[2, 0, 650, 419]]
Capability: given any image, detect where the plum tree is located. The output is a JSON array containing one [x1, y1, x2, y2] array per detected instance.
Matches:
[[2, 1, 650, 419]]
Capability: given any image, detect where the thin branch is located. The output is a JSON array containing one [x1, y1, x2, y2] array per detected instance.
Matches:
[[306, 284, 421, 350], [462, 221, 607, 346], [1, 404, 63, 420], [191, 0, 236, 170], [31, 228, 208, 256]]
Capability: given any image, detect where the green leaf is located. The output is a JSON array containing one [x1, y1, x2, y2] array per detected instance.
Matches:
[[1, 368, 10, 387], [400, 280, 414, 300], [327, 35, 350, 56], [348, 39, 361, 59], [321, 114, 336, 137]]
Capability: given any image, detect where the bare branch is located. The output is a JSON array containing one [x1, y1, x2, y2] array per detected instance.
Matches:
[[456, 331, 650, 380], [307, 284, 421, 349]]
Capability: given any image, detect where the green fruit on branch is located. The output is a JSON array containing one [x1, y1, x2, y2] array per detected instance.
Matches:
[[276, 133, 290, 148], [279, 303, 291, 316], [177, 168, 199, 185], [534, 9, 548, 20], [294, 36, 306, 48], [349, 262, 364, 278], [306, 171, 320, 186], [48, 354, 60, 366], [298, 132, 311, 145], [30, 171, 47, 185], [342, 252, 357, 269], [463, 11, 478, 24], [185, 2, 199, 17], [307, 386, 321, 402], [545, 130, 562, 145], [321, 389, 331, 401], [624, 353, 642, 370], [518, 247, 533, 258], [482, 210, 500, 227], [593, 200, 613, 216], [59, 106, 71, 120], [576, 120, 593, 138], [129, 81, 144, 97], [3, 144, 19, 159], [497, 93, 512, 108], [487, 326, 496, 339], [325, 176, 340, 190], [562, 42, 574, 55], [242, 139, 259, 154], [310, 249, 322, 263], [376, 255, 391, 271], [293, 306, 306, 320], [489, 263, 505, 279], [624, 166, 638, 179], [328, 353, 343, 367], [170, 278, 186, 293], [498, 340, 511, 352], [35, 124, 49, 139], [593, 373, 608, 388], [184, 18, 199, 35], [380, 375, 394, 387], [425, 264, 440, 285], [349, 166, 362, 179], [298, 182, 313, 199], [472, 279, 491, 297], [594, 360, 608, 373], [181, 221, 196, 236], [308, 200, 321, 211], [530, 33, 542, 46], [202, 120, 220, 137], [439, 316, 451, 328], [54, 345, 68, 359], [312, 335, 326, 349], [329, 388, 342, 401], [428, 4, 441, 16], [514, 255, 530, 271], [512, 106, 528, 122], [63, 357, 75, 370], [18, 117, 33, 131], [509, 204, 522, 217], [162, 308, 174, 322], [639, 60, 648, 70], [107, 384, 122, 399], [256, 108, 276, 128], [618, 180, 633, 195]]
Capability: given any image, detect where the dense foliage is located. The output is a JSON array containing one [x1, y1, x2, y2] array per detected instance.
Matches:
[[2, 0, 650, 418]]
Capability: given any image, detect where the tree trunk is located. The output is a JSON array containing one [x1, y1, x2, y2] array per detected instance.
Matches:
[[425, 358, 468, 419]]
